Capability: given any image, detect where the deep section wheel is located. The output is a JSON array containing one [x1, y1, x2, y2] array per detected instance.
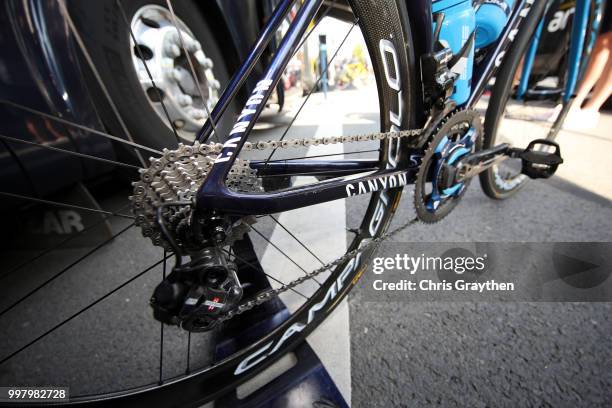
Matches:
[[1, 0, 419, 405]]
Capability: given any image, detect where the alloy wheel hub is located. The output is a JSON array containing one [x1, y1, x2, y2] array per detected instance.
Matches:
[[130, 5, 220, 138]]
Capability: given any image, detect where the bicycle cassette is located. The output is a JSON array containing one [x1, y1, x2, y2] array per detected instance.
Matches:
[[130, 142, 261, 251]]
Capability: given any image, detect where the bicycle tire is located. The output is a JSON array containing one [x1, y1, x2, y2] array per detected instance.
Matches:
[[480, 0, 550, 200]]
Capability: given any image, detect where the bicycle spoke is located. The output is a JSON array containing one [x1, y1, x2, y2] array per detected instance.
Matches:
[[0, 100, 162, 156], [263, 149, 380, 163], [263, 19, 359, 166], [185, 332, 191, 374], [220, 248, 308, 299], [58, 0, 148, 168], [0, 255, 170, 366], [268, 215, 325, 265], [0, 134, 140, 170], [165, 0, 220, 144], [0, 223, 135, 318], [117, 0, 181, 145], [259, 168, 375, 178], [159, 250, 167, 385], [250, 226, 322, 286], [0, 203, 131, 282], [0, 192, 134, 219]]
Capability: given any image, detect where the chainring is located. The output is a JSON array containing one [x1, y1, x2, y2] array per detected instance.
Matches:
[[414, 109, 483, 223]]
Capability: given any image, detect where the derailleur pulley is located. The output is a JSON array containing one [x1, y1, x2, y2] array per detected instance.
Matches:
[[150, 247, 243, 332]]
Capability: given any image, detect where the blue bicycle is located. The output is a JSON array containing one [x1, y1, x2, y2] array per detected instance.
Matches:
[[479, 0, 605, 198], [0, 0, 604, 405]]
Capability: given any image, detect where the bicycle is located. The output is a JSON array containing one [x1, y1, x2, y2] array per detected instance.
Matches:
[[480, 0, 605, 198], [0, 0, 603, 406]]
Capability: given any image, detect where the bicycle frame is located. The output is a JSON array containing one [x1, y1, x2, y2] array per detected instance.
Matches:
[[194, 0, 548, 216], [516, 0, 604, 138], [517, 0, 603, 103]]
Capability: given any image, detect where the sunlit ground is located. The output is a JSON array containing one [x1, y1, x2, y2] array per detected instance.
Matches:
[[552, 113, 612, 200]]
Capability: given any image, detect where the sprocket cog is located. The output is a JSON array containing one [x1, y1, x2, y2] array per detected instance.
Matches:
[[414, 109, 483, 223]]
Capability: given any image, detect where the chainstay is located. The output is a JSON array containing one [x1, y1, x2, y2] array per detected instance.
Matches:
[[219, 217, 419, 322]]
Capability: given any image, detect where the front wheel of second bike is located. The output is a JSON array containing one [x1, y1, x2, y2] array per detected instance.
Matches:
[[479, 0, 567, 200]]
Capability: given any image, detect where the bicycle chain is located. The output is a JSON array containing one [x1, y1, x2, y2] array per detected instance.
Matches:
[[218, 127, 423, 321], [240, 128, 422, 151], [132, 126, 424, 322], [218, 217, 419, 322]]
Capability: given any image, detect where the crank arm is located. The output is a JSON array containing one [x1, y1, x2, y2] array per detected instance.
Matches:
[[455, 143, 513, 181], [454, 138, 563, 182]]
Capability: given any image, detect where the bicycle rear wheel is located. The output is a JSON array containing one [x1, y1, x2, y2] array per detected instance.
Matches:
[[0, 0, 418, 405]]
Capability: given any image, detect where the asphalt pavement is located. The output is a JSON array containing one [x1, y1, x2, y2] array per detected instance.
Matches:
[[349, 177, 612, 407]]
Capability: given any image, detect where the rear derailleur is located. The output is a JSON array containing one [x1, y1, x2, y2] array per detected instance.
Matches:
[[150, 212, 245, 332]]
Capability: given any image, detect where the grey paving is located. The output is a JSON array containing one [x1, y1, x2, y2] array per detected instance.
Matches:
[[348, 115, 612, 407]]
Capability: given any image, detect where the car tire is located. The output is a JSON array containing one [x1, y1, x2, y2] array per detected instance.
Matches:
[[68, 0, 235, 154]]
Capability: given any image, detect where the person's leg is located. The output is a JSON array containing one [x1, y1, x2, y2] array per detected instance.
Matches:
[[513, 56, 524, 87], [583, 33, 612, 111], [563, 32, 612, 129], [572, 32, 612, 109]]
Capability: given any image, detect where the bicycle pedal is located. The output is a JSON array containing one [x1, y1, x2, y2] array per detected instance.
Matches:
[[519, 139, 563, 179]]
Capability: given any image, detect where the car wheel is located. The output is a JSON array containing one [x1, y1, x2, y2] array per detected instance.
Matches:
[[69, 0, 235, 152]]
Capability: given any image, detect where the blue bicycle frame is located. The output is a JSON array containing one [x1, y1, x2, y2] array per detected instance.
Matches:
[[192, 0, 559, 217], [516, 0, 604, 137], [519, 0, 604, 101]]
